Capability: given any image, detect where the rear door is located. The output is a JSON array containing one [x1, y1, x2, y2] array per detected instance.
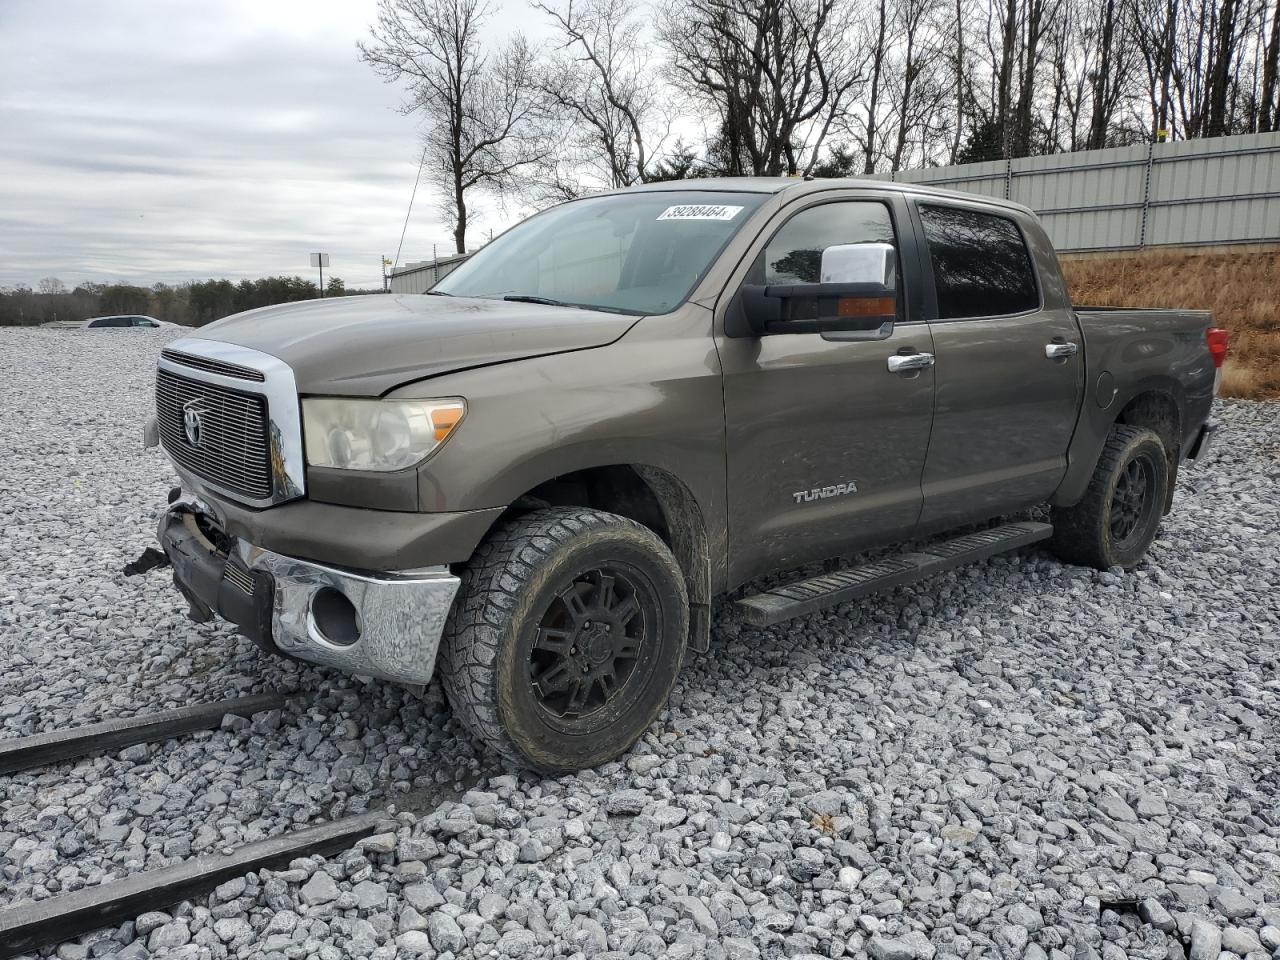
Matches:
[[912, 200, 1082, 531], [716, 192, 936, 585]]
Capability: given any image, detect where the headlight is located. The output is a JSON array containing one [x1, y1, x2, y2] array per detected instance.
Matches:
[[302, 397, 465, 472]]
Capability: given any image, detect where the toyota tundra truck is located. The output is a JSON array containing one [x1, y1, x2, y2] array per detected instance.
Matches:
[[146, 178, 1225, 772]]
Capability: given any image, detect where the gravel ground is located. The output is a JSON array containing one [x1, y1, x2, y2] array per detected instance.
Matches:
[[1, 326, 1277, 960]]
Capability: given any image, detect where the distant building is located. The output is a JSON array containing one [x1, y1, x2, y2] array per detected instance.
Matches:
[[388, 253, 470, 294]]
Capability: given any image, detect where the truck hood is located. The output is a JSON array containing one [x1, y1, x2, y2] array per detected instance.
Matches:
[[195, 294, 639, 396]]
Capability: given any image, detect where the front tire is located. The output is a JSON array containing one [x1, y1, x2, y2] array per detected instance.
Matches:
[[439, 507, 688, 772], [1050, 424, 1169, 570]]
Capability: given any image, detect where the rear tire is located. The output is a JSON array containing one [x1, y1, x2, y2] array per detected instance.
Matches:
[[1050, 424, 1168, 569], [439, 507, 688, 772]]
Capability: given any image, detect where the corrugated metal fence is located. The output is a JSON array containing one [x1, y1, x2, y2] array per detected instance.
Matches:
[[876, 131, 1280, 253], [388, 253, 470, 294]]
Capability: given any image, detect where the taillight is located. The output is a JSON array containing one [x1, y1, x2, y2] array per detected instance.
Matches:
[[1206, 327, 1229, 368]]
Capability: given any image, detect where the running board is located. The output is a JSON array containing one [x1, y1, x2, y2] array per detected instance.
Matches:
[[735, 521, 1053, 627]]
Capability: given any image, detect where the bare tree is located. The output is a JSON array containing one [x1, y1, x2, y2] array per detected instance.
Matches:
[[660, 0, 862, 176], [1163, 0, 1269, 138], [1084, 0, 1131, 147], [959, 0, 1063, 158], [1131, 0, 1179, 137], [949, 0, 970, 161], [887, 0, 951, 169], [360, 0, 551, 253], [858, 0, 891, 173], [1206, 0, 1245, 134], [535, 0, 669, 190], [1263, 0, 1280, 129], [1047, 1, 1088, 148], [36, 277, 66, 296]]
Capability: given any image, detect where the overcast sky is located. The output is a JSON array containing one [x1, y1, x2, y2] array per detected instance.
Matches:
[[0, 0, 545, 290]]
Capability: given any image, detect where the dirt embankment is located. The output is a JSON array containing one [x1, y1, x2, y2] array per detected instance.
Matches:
[[1062, 249, 1279, 400]]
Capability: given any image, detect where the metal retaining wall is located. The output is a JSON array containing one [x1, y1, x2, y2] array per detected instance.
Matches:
[[388, 253, 470, 294], [876, 132, 1280, 253]]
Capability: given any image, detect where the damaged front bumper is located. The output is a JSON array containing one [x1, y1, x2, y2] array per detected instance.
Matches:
[[157, 494, 460, 685]]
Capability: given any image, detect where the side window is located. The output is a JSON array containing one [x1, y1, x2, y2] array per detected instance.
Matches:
[[759, 201, 897, 286], [918, 204, 1038, 319]]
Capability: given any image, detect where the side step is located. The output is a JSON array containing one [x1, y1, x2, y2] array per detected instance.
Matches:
[[735, 521, 1053, 627]]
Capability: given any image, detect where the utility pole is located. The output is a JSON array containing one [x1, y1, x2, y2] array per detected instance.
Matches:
[[381, 256, 393, 293]]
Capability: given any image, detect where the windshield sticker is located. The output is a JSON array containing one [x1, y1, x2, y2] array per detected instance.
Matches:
[[657, 204, 744, 222]]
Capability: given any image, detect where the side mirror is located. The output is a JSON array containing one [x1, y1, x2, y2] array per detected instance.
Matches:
[[738, 242, 897, 338]]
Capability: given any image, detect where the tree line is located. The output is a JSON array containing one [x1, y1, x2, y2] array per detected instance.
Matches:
[[361, 0, 1280, 252], [0, 275, 367, 327]]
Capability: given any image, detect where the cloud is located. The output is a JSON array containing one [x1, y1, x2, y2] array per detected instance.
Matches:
[[0, 0, 538, 289]]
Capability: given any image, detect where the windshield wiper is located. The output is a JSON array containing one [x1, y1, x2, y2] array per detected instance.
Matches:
[[424, 290, 453, 296], [498, 294, 635, 315], [501, 295, 565, 306]]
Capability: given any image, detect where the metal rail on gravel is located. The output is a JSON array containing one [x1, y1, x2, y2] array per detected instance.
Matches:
[[0, 692, 288, 776], [0, 812, 386, 960]]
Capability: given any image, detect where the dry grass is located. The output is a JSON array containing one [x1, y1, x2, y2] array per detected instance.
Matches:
[[1061, 249, 1280, 400]]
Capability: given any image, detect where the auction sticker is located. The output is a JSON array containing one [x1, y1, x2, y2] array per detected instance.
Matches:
[[657, 204, 744, 221]]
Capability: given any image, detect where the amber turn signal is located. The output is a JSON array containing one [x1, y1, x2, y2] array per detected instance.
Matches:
[[836, 296, 895, 318]]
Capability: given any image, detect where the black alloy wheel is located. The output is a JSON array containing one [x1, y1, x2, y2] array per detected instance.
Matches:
[[530, 567, 651, 722], [1109, 453, 1157, 546]]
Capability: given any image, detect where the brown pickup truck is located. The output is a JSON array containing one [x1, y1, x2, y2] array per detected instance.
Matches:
[[146, 177, 1225, 771]]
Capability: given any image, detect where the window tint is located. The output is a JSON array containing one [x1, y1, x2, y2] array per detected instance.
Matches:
[[761, 202, 897, 285], [918, 204, 1038, 319]]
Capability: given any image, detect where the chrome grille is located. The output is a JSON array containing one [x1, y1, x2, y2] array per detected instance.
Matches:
[[156, 369, 272, 501], [161, 349, 266, 382]]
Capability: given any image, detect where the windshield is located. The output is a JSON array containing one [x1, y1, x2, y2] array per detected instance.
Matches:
[[433, 191, 768, 315]]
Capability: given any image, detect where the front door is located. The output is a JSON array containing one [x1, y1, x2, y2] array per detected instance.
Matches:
[[911, 200, 1083, 531], [717, 194, 936, 586]]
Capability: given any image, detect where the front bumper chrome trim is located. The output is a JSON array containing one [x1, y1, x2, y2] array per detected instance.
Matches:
[[237, 544, 460, 685], [158, 494, 459, 686]]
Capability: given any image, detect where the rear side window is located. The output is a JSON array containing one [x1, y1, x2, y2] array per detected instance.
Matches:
[[919, 204, 1038, 319]]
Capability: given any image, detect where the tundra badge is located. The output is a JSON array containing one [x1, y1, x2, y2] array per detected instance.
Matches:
[[792, 481, 858, 504]]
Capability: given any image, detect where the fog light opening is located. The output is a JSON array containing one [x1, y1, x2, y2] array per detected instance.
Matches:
[[311, 587, 360, 646]]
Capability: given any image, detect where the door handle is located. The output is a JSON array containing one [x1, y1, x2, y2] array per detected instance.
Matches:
[[887, 352, 935, 373], [1045, 341, 1078, 359]]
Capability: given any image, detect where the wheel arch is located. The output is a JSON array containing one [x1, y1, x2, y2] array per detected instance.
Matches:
[[1053, 376, 1186, 510], [476, 463, 714, 652]]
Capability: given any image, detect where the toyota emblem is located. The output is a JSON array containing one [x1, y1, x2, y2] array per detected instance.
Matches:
[[182, 399, 206, 446]]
